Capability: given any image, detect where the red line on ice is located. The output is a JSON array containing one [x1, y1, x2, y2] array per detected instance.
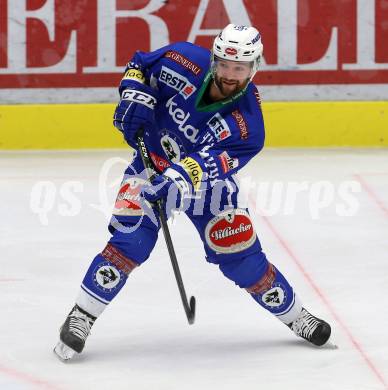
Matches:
[[0, 363, 65, 390], [353, 174, 388, 218], [249, 194, 388, 390]]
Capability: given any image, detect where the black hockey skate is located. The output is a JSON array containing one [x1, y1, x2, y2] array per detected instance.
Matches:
[[54, 305, 96, 361], [288, 308, 331, 346]]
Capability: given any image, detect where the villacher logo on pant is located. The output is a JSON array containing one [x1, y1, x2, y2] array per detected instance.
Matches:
[[205, 209, 256, 254]]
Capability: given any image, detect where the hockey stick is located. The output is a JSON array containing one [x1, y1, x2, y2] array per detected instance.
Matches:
[[136, 129, 196, 325]]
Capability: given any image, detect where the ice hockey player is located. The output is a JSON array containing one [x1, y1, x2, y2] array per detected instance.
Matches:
[[54, 24, 332, 361]]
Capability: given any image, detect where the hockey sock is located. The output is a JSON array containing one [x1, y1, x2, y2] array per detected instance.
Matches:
[[247, 263, 302, 324], [76, 244, 138, 317]]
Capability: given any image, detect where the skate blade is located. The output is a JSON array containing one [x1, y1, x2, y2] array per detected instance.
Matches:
[[53, 341, 77, 362], [324, 340, 339, 349]]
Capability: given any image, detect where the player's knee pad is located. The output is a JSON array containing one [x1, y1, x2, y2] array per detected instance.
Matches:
[[108, 223, 159, 265], [218, 250, 269, 289]]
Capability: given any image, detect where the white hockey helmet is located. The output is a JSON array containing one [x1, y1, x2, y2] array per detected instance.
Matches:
[[212, 24, 263, 76]]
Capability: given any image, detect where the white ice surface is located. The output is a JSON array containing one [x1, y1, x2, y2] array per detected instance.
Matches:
[[0, 148, 387, 390]]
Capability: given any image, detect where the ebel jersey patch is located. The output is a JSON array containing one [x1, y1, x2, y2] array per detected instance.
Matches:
[[159, 66, 196, 99], [205, 209, 256, 254], [207, 113, 231, 142]]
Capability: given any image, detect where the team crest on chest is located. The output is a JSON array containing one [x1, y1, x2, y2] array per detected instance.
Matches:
[[159, 130, 186, 163]]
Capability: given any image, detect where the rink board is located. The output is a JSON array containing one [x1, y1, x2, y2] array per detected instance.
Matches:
[[0, 101, 387, 149]]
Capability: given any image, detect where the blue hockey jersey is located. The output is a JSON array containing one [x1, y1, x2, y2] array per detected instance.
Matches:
[[117, 41, 265, 190]]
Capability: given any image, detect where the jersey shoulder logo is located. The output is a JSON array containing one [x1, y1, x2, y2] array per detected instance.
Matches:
[[164, 50, 202, 75], [231, 110, 248, 140]]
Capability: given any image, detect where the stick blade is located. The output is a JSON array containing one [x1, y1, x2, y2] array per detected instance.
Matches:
[[188, 296, 196, 325]]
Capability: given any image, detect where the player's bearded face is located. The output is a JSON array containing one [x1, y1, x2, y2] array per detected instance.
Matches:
[[213, 59, 253, 97]]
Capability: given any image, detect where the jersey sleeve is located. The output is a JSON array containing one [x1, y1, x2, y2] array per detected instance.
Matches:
[[117, 42, 206, 97], [116, 44, 172, 96]]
